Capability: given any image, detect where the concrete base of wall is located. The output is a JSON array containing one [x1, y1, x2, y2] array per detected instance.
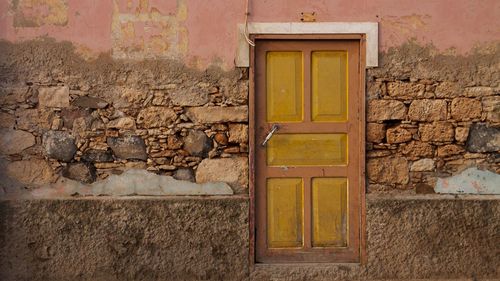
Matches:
[[1, 195, 498, 281]]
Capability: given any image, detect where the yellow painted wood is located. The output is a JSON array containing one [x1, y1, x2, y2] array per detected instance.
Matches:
[[312, 178, 348, 247], [267, 134, 347, 166], [266, 52, 303, 122], [267, 178, 303, 248], [311, 51, 348, 122]]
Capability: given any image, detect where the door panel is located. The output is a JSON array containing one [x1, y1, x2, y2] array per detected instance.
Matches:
[[267, 133, 347, 166], [311, 51, 348, 122], [255, 39, 362, 263], [267, 178, 304, 248], [266, 51, 303, 122], [312, 177, 348, 247]]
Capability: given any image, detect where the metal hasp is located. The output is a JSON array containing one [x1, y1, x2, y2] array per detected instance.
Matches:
[[261, 124, 280, 146]]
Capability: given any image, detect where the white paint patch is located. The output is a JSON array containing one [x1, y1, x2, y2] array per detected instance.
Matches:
[[435, 167, 500, 195], [236, 22, 379, 67], [31, 169, 234, 198]]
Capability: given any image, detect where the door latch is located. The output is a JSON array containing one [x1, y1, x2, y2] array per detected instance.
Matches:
[[261, 124, 280, 146]]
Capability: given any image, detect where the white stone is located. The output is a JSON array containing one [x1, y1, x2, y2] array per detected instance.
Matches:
[[410, 158, 435, 172]]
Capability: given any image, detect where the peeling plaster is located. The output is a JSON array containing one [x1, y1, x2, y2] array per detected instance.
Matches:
[[3, 169, 234, 198], [435, 167, 500, 195], [11, 0, 69, 27], [111, 0, 188, 60]]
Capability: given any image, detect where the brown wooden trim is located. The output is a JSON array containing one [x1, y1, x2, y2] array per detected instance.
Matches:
[[252, 36, 365, 264], [359, 34, 368, 265], [253, 34, 364, 40], [248, 39, 257, 267]]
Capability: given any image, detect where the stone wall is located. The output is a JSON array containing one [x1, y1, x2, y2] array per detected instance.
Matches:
[[0, 39, 249, 197], [365, 42, 500, 194]]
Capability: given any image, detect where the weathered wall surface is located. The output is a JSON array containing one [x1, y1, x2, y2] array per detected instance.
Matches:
[[0, 0, 499, 69], [1, 196, 498, 281], [365, 42, 500, 194]]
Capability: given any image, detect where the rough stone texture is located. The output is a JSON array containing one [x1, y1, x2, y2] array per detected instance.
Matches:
[[466, 123, 500, 153], [228, 123, 248, 143], [0, 112, 15, 128], [455, 127, 470, 142], [196, 157, 249, 194], [107, 136, 147, 160], [399, 141, 434, 160], [62, 163, 97, 184], [42, 130, 77, 162], [186, 106, 248, 123], [419, 122, 455, 142], [5, 159, 56, 186], [408, 99, 447, 121], [107, 117, 136, 130], [435, 82, 461, 98], [386, 126, 412, 144], [173, 168, 195, 182], [482, 95, 500, 123], [0, 198, 249, 281], [0, 128, 35, 155], [437, 144, 465, 157], [410, 158, 435, 172], [366, 123, 386, 143], [386, 82, 426, 99], [38, 86, 70, 108], [183, 130, 212, 157], [82, 149, 114, 163], [169, 87, 209, 106], [1, 196, 498, 280], [137, 107, 177, 128], [367, 100, 407, 122], [451, 98, 482, 121], [71, 96, 108, 109], [367, 157, 409, 184]]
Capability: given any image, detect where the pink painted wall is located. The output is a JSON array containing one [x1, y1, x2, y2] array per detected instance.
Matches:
[[1, 0, 499, 69]]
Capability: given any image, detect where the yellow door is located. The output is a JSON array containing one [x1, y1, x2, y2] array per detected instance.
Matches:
[[254, 39, 363, 263]]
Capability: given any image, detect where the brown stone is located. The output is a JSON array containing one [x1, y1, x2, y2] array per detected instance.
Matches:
[[419, 122, 454, 142], [183, 130, 212, 157], [400, 141, 434, 159], [166, 135, 183, 149], [0, 112, 15, 128], [367, 123, 386, 143], [455, 127, 470, 142], [214, 133, 228, 145], [169, 87, 209, 106], [0, 129, 35, 155], [196, 157, 249, 193], [367, 100, 407, 122], [482, 96, 500, 123], [62, 162, 96, 184], [6, 159, 55, 185], [107, 117, 136, 130], [107, 136, 147, 160], [223, 146, 240, 154], [366, 81, 386, 99], [408, 99, 447, 121], [415, 183, 435, 194], [71, 96, 108, 109], [451, 98, 482, 121], [386, 126, 412, 144], [16, 109, 53, 131], [173, 168, 195, 182], [437, 144, 465, 157], [137, 107, 177, 128], [367, 156, 409, 184], [228, 124, 248, 143], [464, 87, 494, 97], [435, 82, 461, 98], [387, 82, 425, 99], [185, 106, 248, 123], [38, 86, 70, 108]]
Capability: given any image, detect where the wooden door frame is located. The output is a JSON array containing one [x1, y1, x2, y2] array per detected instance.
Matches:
[[248, 34, 366, 265]]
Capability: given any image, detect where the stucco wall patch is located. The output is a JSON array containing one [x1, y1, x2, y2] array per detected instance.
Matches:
[[435, 167, 500, 194], [11, 0, 69, 27]]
